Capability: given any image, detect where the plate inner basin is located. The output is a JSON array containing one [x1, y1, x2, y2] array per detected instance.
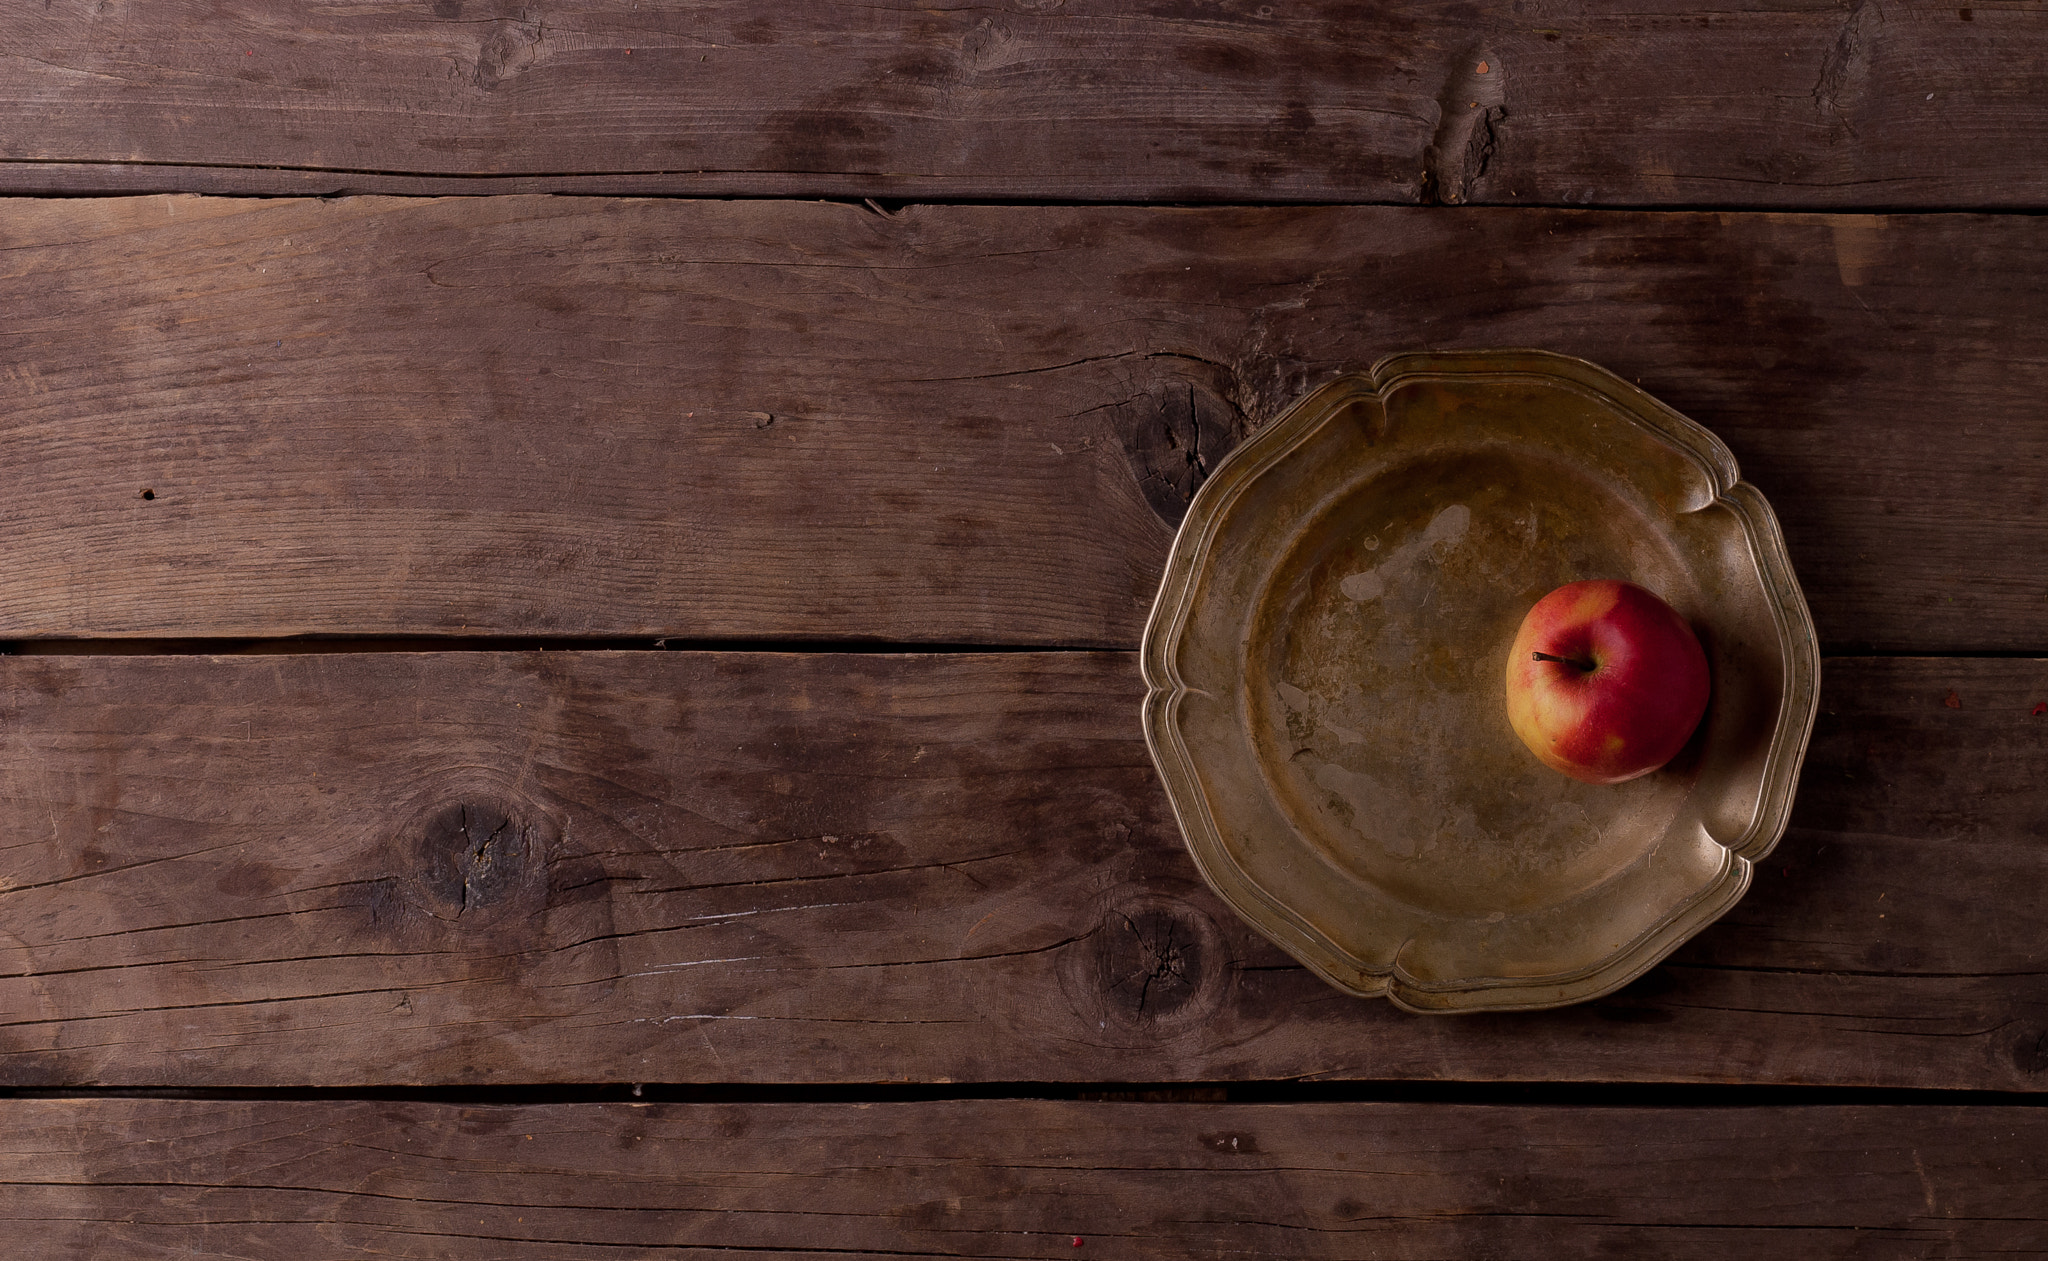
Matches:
[[1246, 448, 1702, 920]]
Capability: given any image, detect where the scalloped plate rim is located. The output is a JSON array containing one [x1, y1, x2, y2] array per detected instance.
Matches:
[[1139, 348, 1821, 1013]]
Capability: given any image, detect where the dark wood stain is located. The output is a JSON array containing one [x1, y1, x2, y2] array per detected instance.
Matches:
[[1180, 41, 1267, 79]]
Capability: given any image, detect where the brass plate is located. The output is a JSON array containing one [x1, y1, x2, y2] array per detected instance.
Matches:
[[1141, 351, 1819, 1012]]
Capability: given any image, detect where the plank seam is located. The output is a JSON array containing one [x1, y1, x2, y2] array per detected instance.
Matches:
[[1, 1084, 2041, 1107], [3, 173, 2048, 216]]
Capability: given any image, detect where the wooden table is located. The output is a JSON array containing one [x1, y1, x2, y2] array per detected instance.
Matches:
[[2, 3, 2045, 1255]]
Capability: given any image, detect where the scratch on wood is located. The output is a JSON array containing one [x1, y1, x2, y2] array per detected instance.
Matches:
[[1812, 0, 1874, 131]]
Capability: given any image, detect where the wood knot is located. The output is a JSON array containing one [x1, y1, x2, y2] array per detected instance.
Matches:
[[473, 13, 543, 91], [1421, 49, 1506, 205], [397, 793, 555, 927], [962, 18, 1023, 73], [1105, 358, 1250, 527], [1059, 886, 1230, 1044], [361, 778, 624, 991], [1102, 906, 1206, 1018]]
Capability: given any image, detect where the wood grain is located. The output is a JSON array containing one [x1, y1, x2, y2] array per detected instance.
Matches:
[[0, 2, 2038, 209], [1, 650, 2042, 1090], [1, 1098, 2041, 1259], [3, 196, 2046, 651]]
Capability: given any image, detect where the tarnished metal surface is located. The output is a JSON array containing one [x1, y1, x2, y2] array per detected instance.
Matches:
[[1142, 351, 1819, 1012]]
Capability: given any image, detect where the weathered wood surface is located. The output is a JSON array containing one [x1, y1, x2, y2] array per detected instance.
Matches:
[[0, 2, 2037, 209], [3, 196, 2045, 652], [1, 1098, 2041, 1258], [1, 650, 2041, 1090]]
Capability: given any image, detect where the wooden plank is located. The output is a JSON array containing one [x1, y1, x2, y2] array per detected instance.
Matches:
[[0, 3, 2039, 209], [3, 197, 2046, 651], [1, 650, 2042, 1090], [1, 1098, 2041, 1258]]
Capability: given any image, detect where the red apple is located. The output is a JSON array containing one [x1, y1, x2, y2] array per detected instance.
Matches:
[[1505, 580, 1710, 785]]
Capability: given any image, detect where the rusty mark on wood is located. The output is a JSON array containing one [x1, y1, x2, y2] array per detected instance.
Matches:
[[1422, 49, 1506, 205]]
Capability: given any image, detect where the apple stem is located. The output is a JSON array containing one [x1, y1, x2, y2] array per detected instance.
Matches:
[[1532, 650, 1596, 672]]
